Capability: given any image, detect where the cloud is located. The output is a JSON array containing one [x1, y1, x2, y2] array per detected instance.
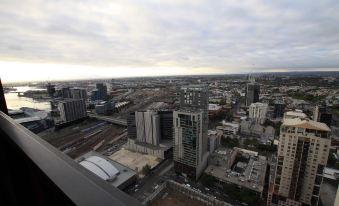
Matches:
[[0, 0, 339, 81]]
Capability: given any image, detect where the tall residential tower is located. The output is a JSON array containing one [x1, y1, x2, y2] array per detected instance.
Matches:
[[267, 117, 331, 206], [173, 85, 209, 180]]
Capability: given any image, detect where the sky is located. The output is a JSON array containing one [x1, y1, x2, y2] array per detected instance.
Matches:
[[1, 0, 339, 82]]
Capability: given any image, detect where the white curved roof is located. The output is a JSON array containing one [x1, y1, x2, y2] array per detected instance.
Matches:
[[80, 156, 119, 181]]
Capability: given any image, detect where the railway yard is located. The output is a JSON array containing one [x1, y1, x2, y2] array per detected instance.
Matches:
[[39, 118, 126, 158]]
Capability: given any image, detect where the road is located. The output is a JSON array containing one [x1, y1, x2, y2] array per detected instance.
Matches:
[[126, 159, 174, 201]]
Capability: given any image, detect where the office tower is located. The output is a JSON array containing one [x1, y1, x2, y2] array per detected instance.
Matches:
[[174, 85, 209, 180], [267, 117, 331, 206], [61, 87, 72, 99], [245, 82, 260, 106], [46, 83, 56, 97], [274, 100, 286, 118], [70, 88, 87, 100], [96, 83, 108, 101], [58, 99, 87, 123], [135, 111, 160, 146], [313, 105, 332, 127], [248, 102, 268, 124]]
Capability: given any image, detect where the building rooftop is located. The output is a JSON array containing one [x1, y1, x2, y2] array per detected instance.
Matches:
[[109, 148, 160, 176], [80, 156, 119, 181], [77, 151, 136, 189], [284, 110, 307, 119], [205, 148, 266, 194], [283, 118, 331, 132]]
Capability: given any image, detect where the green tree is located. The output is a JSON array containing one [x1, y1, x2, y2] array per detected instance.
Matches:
[[141, 164, 151, 176]]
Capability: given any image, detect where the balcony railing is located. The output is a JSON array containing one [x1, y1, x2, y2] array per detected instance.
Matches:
[[0, 111, 141, 206]]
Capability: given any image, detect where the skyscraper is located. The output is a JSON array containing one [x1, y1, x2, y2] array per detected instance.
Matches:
[[173, 85, 209, 180], [267, 117, 331, 206], [245, 82, 260, 106]]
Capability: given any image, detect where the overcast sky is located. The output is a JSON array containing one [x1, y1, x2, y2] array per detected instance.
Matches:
[[1, 0, 339, 82]]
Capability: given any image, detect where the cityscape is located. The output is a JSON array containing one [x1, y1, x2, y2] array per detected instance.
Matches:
[[0, 1, 339, 206], [1, 72, 339, 206]]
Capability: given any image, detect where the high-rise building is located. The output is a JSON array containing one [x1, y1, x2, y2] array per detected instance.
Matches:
[[96, 83, 108, 101], [135, 111, 160, 146], [179, 84, 209, 142], [249, 102, 268, 124], [58, 99, 87, 123], [46, 83, 56, 97], [245, 82, 260, 106], [274, 100, 286, 118], [173, 110, 208, 180], [126, 110, 173, 159], [313, 105, 332, 127], [174, 85, 209, 180], [127, 111, 173, 142], [267, 117, 331, 206], [70, 88, 87, 100]]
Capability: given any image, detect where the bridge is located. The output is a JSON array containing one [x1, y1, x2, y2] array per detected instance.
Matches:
[[88, 113, 127, 126]]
